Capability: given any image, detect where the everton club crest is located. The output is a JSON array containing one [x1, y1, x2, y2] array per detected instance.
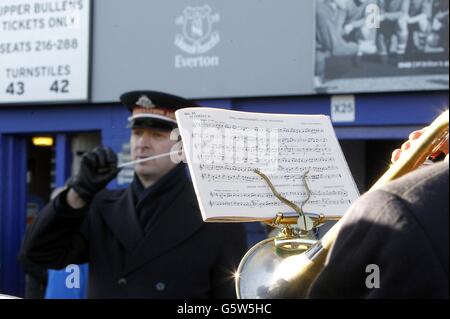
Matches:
[[175, 5, 220, 55]]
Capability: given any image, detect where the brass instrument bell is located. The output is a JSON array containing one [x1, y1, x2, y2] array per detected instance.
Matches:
[[235, 169, 332, 299], [235, 212, 325, 299]]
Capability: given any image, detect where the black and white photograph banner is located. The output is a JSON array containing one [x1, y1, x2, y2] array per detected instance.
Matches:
[[314, 0, 449, 94]]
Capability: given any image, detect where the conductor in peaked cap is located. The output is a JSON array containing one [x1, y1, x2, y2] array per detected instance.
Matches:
[[20, 90, 248, 299], [120, 90, 199, 130]]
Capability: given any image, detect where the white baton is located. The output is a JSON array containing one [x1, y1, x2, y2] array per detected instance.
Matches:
[[117, 150, 184, 168]]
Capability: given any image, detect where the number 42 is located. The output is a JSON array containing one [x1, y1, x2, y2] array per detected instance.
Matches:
[[50, 80, 69, 93]]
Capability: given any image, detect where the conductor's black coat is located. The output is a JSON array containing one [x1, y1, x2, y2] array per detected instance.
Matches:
[[20, 166, 248, 299]]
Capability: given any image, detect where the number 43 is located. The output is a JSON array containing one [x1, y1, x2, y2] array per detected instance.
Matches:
[[50, 80, 69, 93], [6, 82, 25, 95]]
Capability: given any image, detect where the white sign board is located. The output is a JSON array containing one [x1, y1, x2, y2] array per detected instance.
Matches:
[[0, 0, 91, 104], [331, 95, 356, 123]]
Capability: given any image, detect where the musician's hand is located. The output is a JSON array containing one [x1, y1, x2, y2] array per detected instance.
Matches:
[[391, 127, 449, 163], [68, 146, 120, 203]]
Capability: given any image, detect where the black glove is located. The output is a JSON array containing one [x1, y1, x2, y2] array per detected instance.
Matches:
[[69, 146, 120, 203]]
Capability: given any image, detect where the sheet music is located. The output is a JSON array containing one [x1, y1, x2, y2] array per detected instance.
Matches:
[[176, 108, 360, 221]]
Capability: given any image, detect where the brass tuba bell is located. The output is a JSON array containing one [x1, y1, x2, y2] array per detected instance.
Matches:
[[235, 213, 325, 299], [236, 110, 449, 299], [235, 168, 332, 299]]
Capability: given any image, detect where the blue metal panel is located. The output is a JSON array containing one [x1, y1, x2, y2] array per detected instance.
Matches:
[[232, 95, 330, 116], [196, 99, 233, 109], [0, 134, 27, 297], [0, 91, 447, 137], [0, 104, 127, 134], [231, 92, 449, 127], [55, 134, 72, 188], [354, 92, 449, 126], [335, 125, 426, 140]]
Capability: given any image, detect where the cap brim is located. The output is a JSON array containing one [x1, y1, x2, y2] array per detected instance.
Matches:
[[128, 116, 177, 131]]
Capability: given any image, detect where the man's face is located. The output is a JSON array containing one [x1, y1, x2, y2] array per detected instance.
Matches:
[[130, 127, 178, 180]]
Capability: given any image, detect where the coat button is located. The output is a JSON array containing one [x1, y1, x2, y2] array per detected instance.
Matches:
[[155, 282, 165, 292], [117, 278, 127, 286]]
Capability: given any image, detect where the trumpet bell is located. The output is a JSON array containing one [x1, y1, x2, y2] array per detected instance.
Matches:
[[235, 236, 317, 299]]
